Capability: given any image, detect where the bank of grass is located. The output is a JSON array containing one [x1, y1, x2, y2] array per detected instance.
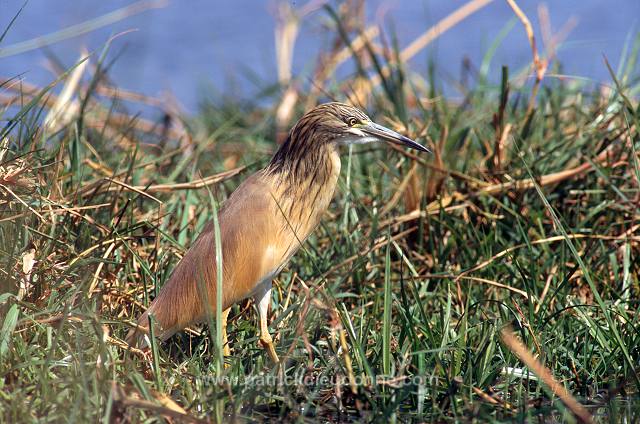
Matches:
[[2, 19, 640, 424]]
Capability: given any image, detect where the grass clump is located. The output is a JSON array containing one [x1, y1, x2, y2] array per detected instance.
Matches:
[[1, 6, 640, 423]]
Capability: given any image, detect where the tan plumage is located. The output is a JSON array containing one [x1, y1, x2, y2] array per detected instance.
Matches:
[[126, 102, 428, 361]]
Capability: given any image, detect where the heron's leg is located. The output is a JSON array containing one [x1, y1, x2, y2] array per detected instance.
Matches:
[[254, 282, 279, 363], [221, 308, 231, 357]]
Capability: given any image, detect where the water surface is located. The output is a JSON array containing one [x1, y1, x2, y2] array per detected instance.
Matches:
[[1, 0, 638, 112]]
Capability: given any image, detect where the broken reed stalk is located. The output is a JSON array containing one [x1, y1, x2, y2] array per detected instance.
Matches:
[[505, 0, 547, 121], [379, 142, 621, 230], [355, 0, 495, 101], [110, 382, 206, 424], [1, 77, 186, 142], [500, 328, 594, 424], [274, 1, 332, 132], [101, 166, 245, 195], [305, 25, 379, 110]]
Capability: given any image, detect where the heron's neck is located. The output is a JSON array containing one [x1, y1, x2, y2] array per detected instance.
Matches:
[[264, 142, 342, 225]]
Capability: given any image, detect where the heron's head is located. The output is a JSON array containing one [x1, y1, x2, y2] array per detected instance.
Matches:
[[289, 102, 429, 152], [269, 102, 429, 176]]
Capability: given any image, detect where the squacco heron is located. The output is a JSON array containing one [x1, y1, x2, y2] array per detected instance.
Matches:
[[126, 102, 428, 362]]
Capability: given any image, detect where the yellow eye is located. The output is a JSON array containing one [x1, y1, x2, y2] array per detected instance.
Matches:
[[347, 117, 358, 127]]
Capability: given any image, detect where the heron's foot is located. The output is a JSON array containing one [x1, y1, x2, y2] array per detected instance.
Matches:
[[222, 308, 231, 368], [222, 344, 231, 369], [259, 333, 280, 363]]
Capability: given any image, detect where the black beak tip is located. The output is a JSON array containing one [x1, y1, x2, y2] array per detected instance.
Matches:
[[401, 135, 431, 153], [415, 143, 431, 153], [364, 122, 431, 153]]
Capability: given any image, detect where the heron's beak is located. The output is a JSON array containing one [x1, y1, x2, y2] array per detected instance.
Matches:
[[362, 122, 430, 153]]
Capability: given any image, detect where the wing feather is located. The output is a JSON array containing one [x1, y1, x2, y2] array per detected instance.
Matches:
[[127, 173, 296, 343]]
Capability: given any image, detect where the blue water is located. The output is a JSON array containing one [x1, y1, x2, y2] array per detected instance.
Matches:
[[1, 0, 639, 113]]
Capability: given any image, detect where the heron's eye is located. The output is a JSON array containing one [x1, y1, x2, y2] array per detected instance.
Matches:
[[347, 117, 358, 127]]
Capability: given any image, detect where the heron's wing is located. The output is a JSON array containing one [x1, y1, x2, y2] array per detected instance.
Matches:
[[216, 172, 298, 302], [129, 172, 295, 342]]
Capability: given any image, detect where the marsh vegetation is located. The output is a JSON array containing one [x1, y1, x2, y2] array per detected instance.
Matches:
[[1, 1, 639, 422]]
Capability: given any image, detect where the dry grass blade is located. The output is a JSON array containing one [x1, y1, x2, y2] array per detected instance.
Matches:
[[276, 87, 299, 137], [400, 0, 494, 63], [94, 166, 245, 197], [537, 3, 578, 63], [477, 159, 592, 196], [500, 327, 594, 424], [41, 201, 110, 233], [18, 248, 36, 300], [459, 276, 529, 298], [274, 5, 296, 84], [324, 226, 417, 275], [381, 143, 622, 231], [535, 267, 557, 313], [110, 382, 207, 423], [0, 183, 44, 221], [505, 0, 547, 120], [95, 84, 167, 109], [274, 1, 328, 131], [472, 386, 514, 410], [1, 77, 187, 142], [68, 237, 134, 268], [476, 142, 620, 196], [493, 123, 512, 171], [505, 0, 546, 82], [88, 242, 116, 295], [305, 25, 379, 109], [332, 25, 379, 68], [140, 167, 245, 192], [105, 178, 163, 204], [380, 163, 417, 216], [455, 233, 635, 285], [425, 127, 447, 201]]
